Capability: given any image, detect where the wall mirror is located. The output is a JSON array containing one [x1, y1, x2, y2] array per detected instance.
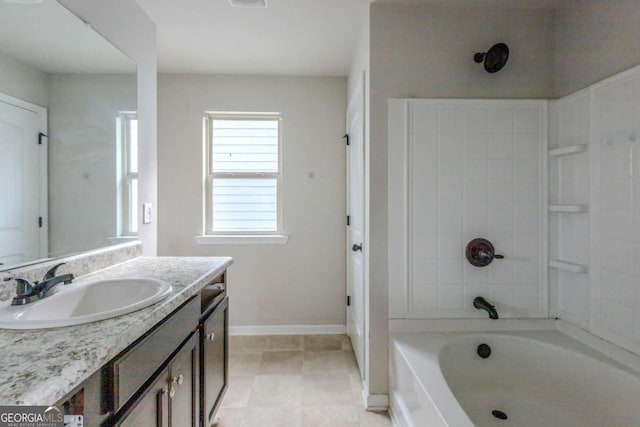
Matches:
[[0, 0, 137, 271]]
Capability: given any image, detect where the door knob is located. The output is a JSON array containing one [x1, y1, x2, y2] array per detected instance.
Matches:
[[172, 374, 184, 385], [352, 243, 362, 252], [207, 332, 215, 341]]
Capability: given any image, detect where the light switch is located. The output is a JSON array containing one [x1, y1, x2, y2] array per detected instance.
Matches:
[[143, 203, 152, 224]]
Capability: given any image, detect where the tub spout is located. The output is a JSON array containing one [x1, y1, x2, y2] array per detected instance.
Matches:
[[473, 296, 499, 319]]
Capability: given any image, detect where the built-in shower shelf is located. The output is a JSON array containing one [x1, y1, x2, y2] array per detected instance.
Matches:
[[549, 259, 588, 273], [549, 204, 589, 213], [549, 144, 588, 157]]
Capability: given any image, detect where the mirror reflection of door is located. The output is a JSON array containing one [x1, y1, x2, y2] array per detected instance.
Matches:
[[0, 94, 47, 267]]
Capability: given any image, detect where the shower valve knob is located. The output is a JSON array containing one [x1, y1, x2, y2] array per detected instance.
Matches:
[[466, 238, 503, 267]]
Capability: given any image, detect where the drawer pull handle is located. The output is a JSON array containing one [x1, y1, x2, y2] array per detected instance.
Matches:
[[169, 386, 176, 398], [207, 332, 216, 341], [172, 374, 184, 385]]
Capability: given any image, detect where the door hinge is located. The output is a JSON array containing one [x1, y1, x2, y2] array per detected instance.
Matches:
[[38, 132, 47, 145], [38, 216, 43, 228], [347, 215, 350, 226], [343, 134, 350, 146], [347, 295, 351, 306]]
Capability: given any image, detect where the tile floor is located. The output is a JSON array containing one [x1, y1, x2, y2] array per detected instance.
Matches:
[[212, 334, 392, 427]]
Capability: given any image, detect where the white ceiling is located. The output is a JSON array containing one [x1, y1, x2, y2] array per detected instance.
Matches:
[[135, 0, 373, 77]]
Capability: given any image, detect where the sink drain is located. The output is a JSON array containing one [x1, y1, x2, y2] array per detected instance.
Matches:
[[492, 410, 508, 420]]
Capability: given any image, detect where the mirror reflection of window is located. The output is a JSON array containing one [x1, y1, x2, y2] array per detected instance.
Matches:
[[118, 112, 138, 236]]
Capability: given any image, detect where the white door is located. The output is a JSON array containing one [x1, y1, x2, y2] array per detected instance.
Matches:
[[0, 96, 47, 268], [346, 73, 365, 378]]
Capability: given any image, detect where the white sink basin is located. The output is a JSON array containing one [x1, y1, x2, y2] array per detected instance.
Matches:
[[0, 277, 172, 329]]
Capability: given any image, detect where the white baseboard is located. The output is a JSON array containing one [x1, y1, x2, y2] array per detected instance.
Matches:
[[229, 324, 346, 336], [362, 389, 389, 411]]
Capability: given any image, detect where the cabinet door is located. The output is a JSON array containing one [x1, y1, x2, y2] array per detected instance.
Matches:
[[117, 367, 169, 427], [169, 332, 199, 427], [201, 297, 228, 425]]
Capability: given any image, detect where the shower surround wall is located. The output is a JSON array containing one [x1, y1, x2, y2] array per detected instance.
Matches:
[[591, 69, 640, 353], [389, 99, 547, 319], [549, 89, 591, 328], [550, 64, 640, 356]]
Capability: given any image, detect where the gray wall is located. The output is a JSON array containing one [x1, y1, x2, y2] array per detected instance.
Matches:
[[371, 4, 555, 100], [555, 0, 640, 97], [157, 74, 347, 328], [0, 51, 48, 108]]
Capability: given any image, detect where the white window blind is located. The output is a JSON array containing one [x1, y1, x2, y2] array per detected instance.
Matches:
[[206, 114, 281, 233]]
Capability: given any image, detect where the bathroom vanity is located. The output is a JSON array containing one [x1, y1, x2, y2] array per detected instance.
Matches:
[[0, 255, 231, 427]]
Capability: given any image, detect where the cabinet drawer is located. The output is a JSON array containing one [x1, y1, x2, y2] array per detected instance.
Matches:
[[109, 296, 200, 412]]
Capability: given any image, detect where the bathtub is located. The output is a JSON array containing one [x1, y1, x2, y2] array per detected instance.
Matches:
[[389, 329, 640, 427]]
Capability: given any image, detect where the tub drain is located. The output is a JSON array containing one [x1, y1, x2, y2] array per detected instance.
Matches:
[[477, 343, 491, 359], [492, 410, 508, 420]]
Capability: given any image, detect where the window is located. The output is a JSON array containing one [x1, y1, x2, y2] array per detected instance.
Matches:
[[117, 112, 138, 236], [204, 112, 282, 235]]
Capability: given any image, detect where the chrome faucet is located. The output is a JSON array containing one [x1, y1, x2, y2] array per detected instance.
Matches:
[[7, 263, 75, 306], [473, 296, 499, 319]]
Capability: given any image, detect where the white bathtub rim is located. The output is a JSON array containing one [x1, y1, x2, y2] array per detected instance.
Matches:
[[392, 333, 475, 427], [556, 319, 640, 374], [390, 327, 640, 427], [437, 331, 640, 387], [394, 329, 640, 382], [388, 318, 555, 333], [389, 318, 640, 375], [389, 390, 417, 427], [390, 331, 591, 427]]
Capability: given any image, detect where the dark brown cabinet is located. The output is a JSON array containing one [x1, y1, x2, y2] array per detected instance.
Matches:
[[57, 272, 228, 427], [200, 296, 228, 426], [115, 332, 199, 427], [169, 332, 199, 427], [118, 366, 169, 427], [109, 296, 200, 415]]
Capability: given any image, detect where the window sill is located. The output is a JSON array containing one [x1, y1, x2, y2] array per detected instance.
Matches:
[[194, 235, 289, 245]]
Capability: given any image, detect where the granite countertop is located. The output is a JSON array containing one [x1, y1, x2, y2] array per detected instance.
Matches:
[[0, 256, 232, 406]]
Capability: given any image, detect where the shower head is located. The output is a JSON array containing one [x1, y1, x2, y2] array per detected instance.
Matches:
[[474, 43, 509, 73]]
